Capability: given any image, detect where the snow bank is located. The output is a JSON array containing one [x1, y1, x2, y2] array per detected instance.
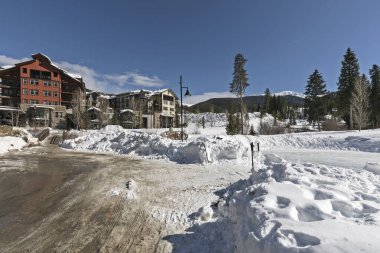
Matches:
[[0, 136, 29, 154], [0, 128, 38, 154], [61, 126, 380, 165], [364, 163, 380, 175], [218, 154, 380, 253]]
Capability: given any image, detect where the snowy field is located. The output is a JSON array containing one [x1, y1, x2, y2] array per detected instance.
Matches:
[[59, 113, 380, 253], [1, 113, 379, 252]]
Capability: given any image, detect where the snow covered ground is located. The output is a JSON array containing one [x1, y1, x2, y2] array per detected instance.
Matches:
[[59, 112, 380, 252], [217, 153, 380, 253]]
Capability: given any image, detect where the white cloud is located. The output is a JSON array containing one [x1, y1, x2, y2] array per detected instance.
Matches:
[[0, 55, 29, 66], [0, 54, 164, 93], [104, 72, 164, 87], [55, 61, 107, 92], [183, 91, 235, 105]]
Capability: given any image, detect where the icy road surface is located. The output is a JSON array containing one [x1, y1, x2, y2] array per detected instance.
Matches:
[[0, 138, 250, 252]]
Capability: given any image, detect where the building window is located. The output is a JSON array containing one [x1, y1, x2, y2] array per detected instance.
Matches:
[[163, 106, 168, 111], [41, 71, 51, 80], [170, 108, 175, 112], [54, 101, 59, 105], [23, 99, 28, 104], [30, 89, 39, 96], [43, 90, 52, 96], [55, 112, 63, 118], [22, 88, 28, 94], [43, 81, 51, 86], [30, 70, 40, 79], [30, 70, 51, 80], [30, 79, 39, 85], [53, 91, 58, 97], [163, 95, 174, 101], [30, 99, 38, 104], [22, 68, 27, 74], [53, 81, 59, 87], [22, 78, 28, 84], [53, 72, 58, 77]]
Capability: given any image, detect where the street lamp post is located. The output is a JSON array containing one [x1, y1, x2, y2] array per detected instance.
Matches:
[[180, 75, 191, 141]]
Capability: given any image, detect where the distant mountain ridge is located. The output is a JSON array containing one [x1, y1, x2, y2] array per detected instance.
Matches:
[[189, 92, 305, 113], [271, 91, 306, 98]]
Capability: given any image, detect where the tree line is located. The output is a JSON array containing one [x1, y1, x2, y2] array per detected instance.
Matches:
[[306, 48, 380, 131], [226, 48, 380, 135]]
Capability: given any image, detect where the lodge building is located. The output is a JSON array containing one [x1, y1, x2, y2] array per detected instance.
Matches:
[[0, 53, 179, 130], [0, 53, 85, 128]]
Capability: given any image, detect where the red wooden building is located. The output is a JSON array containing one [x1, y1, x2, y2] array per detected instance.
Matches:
[[0, 53, 85, 128]]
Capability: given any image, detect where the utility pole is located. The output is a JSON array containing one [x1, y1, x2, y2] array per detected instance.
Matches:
[[180, 75, 191, 141]]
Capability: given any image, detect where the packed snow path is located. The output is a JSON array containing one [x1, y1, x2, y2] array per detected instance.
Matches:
[[0, 142, 250, 252]]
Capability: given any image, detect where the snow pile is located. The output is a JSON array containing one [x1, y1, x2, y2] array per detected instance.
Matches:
[[0, 128, 38, 154], [61, 129, 250, 164], [61, 126, 380, 165], [0, 136, 29, 154], [218, 153, 380, 253]]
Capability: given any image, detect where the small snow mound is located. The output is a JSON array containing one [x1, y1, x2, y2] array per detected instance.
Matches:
[[125, 179, 138, 200], [198, 205, 214, 221], [364, 163, 380, 175]]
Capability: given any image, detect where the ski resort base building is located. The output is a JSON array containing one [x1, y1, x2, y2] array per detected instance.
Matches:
[[110, 89, 178, 129], [0, 53, 85, 128]]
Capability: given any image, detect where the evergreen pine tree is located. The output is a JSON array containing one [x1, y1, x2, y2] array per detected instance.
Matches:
[[263, 88, 271, 115], [369, 65, 380, 128], [226, 112, 240, 135], [305, 69, 327, 130], [229, 54, 249, 134], [270, 94, 277, 115], [337, 48, 360, 127], [111, 110, 120, 125]]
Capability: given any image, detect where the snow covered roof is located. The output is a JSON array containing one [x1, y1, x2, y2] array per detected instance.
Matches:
[[0, 53, 83, 83], [115, 88, 178, 99], [87, 107, 100, 111], [32, 105, 55, 109], [0, 65, 15, 70], [120, 109, 134, 114], [99, 94, 111, 99]]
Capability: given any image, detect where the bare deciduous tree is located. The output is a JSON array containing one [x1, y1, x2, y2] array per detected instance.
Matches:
[[351, 75, 370, 131], [71, 92, 84, 130], [97, 97, 110, 127]]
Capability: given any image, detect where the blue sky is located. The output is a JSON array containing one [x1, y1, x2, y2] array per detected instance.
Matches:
[[1, 0, 380, 104]]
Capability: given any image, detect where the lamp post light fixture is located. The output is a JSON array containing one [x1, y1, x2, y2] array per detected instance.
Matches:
[[180, 75, 191, 141]]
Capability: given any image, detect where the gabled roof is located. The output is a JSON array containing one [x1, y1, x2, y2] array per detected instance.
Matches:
[[32, 53, 52, 64], [114, 88, 178, 99], [1, 53, 84, 85]]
